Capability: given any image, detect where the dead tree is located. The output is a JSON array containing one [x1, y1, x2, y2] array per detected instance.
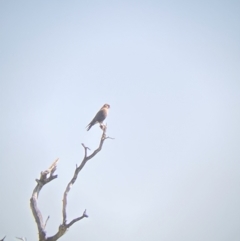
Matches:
[[30, 126, 112, 241]]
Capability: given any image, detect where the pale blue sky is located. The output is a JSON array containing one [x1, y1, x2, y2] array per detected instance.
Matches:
[[0, 1, 240, 240]]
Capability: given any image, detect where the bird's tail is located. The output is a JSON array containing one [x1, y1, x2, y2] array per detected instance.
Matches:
[[86, 123, 92, 131]]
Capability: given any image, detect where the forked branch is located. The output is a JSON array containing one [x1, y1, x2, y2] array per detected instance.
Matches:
[[61, 125, 110, 226], [30, 159, 59, 240], [30, 125, 112, 241]]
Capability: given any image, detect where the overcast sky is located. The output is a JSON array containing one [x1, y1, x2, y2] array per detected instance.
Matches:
[[0, 1, 240, 240]]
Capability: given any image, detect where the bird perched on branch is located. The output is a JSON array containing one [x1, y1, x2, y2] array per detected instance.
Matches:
[[86, 104, 110, 131]]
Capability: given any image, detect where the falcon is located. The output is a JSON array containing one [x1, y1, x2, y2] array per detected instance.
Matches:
[[86, 104, 110, 131]]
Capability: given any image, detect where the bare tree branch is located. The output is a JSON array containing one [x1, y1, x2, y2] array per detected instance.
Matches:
[[30, 125, 112, 241], [30, 159, 59, 241], [66, 209, 88, 228], [61, 125, 110, 227], [44, 216, 50, 229]]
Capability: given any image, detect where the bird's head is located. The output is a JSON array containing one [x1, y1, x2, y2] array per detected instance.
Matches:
[[103, 104, 110, 109]]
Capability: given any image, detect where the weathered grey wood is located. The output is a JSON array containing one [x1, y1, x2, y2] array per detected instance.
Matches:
[[30, 125, 112, 241]]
